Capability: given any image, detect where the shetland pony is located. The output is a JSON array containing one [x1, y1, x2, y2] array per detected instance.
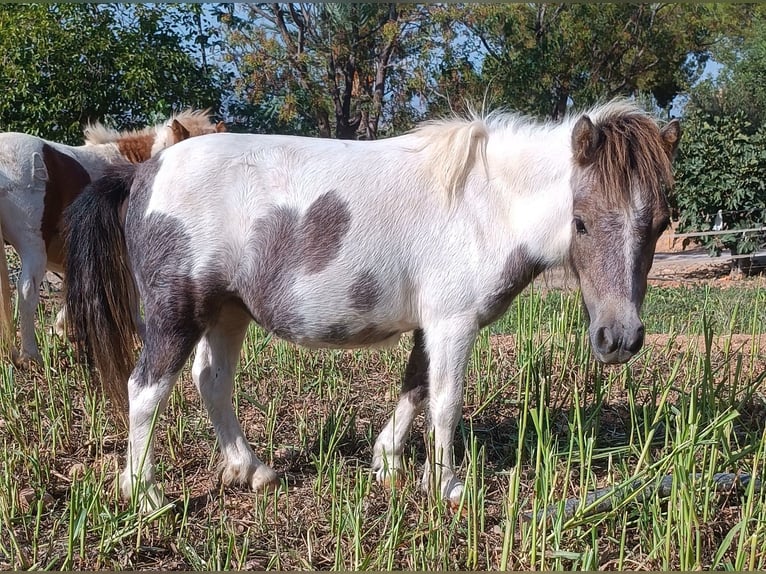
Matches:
[[0, 110, 225, 364], [64, 100, 680, 509]]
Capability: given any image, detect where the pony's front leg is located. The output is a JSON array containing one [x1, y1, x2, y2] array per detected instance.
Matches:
[[191, 307, 280, 493], [15, 243, 46, 365], [120, 354, 179, 511], [373, 329, 429, 485], [420, 318, 477, 504]]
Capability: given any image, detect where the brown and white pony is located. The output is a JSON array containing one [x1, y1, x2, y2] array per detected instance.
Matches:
[[64, 100, 679, 510], [0, 110, 225, 365]]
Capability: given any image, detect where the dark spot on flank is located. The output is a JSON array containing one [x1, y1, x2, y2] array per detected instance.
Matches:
[[242, 206, 304, 335], [349, 270, 381, 312], [301, 191, 352, 274], [41, 144, 91, 252], [237, 191, 352, 339]]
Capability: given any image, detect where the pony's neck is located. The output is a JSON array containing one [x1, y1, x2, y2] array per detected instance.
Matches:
[[84, 124, 165, 164], [115, 131, 159, 163], [485, 122, 574, 267]]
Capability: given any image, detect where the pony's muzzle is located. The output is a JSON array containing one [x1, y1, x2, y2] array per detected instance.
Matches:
[[591, 321, 644, 364]]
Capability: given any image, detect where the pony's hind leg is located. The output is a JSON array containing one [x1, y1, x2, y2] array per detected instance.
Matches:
[[121, 314, 203, 509], [191, 304, 279, 492], [53, 304, 67, 339], [372, 329, 429, 485]]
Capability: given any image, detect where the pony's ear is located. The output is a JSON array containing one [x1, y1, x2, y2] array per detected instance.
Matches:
[[572, 115, 601, 165], [170, 119, 191, 143], [215, 121, 227, 133], [660, 119, 681, 159]]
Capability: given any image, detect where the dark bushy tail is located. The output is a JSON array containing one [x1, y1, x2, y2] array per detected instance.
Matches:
[[63, 163, 139, 413]]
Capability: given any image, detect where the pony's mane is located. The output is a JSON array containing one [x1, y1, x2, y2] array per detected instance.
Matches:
[[82, 109, 214, 145], [411, 99, 674, 206], [411, 107, 567, 204], [410, 114, 489, 205], [576, 100, 675, 207]]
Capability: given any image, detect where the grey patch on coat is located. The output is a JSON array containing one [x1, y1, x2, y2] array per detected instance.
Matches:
[[478, 246, 545, 327]]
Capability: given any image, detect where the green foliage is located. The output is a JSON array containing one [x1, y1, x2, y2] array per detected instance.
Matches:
[[672, 112, 766, 256], [439, 4, 721, 119], [0, 4, 222, 144], [690, 9, 766, 131], [218, 4, 432, 138]]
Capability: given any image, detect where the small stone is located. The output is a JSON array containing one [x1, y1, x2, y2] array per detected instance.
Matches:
[[18, 487, 54, 512], [69, 463, 87, 480]]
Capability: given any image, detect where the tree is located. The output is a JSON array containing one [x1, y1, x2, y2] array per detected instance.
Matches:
[[0, 4, 223, 144], [689, 6, 766, 129], [217, 3, 433, 138], [438, 4, 723, 120], [673, 6, 766, 265], [672, 112, 766, 264]]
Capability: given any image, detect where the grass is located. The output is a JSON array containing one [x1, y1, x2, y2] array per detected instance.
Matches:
[[0, 279, 765, 570]]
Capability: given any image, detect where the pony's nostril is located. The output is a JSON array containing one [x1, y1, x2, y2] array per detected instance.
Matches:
[[625, 324, 645, 354], [595, 326, 617, 354]]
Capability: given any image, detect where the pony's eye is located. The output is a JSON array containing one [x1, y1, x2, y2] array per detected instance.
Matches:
[[574, 217, 588, 235]]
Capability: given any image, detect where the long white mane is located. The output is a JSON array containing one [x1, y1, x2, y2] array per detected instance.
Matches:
[[410, 99, 652, 204], [411, 116, 490, 205]]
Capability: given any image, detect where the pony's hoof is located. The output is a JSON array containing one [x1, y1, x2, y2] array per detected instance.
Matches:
[[219, 459, 280, 492], [421, 471, 464, 505], [373, 465, 405, 489], [371, 450, 404, 487], [250, 464, 281, 493], [120, 474, 169, 512], [13, 350, 42, 369], [445, 479, 464, 507], [138, 486, 170, 513]]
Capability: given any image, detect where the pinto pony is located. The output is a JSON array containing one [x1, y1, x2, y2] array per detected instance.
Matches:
[[0, 110, 225, 364], [64, 100, 680, 509]]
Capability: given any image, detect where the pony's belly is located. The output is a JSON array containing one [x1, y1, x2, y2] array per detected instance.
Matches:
[[297, 331, 404, 350], [264, 317, 406, 350]]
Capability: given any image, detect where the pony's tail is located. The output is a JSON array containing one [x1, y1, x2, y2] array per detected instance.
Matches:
[[63, 163, 139, 415], [0, 215, 14, 360]]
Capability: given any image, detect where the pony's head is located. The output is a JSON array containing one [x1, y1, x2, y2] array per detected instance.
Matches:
[[151, 109, 226, 156], [568, 103, 680, 364]]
